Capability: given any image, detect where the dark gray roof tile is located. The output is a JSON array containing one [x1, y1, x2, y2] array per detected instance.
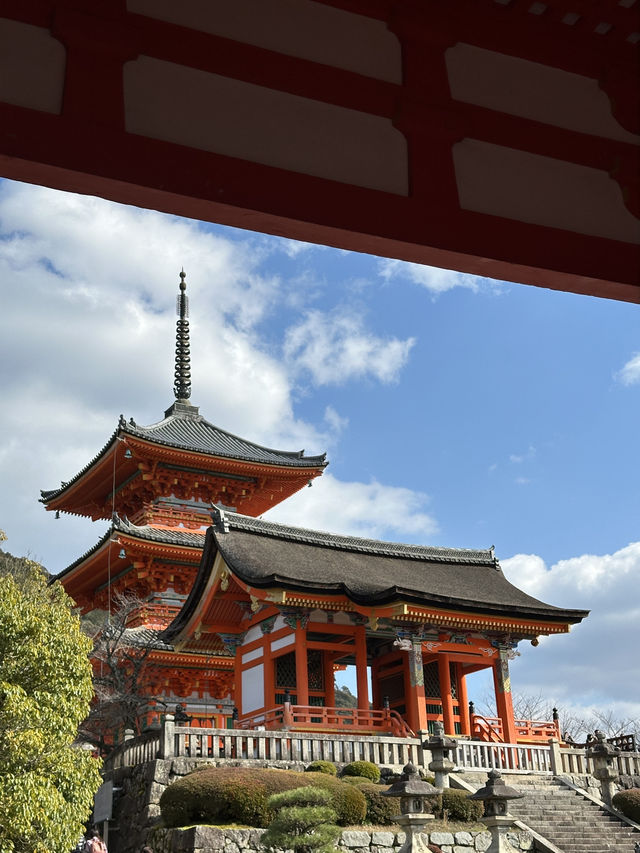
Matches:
[[41, 408, 327, 504]]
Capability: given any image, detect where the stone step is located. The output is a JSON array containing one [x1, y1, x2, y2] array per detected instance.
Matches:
[[504, 776, 640, 853]]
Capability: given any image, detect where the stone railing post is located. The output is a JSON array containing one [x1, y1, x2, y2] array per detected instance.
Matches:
[[417, 731, 431, 769], [548, 738, 562, 775], [159, 713, 175, 759], [123, 728, 134, 742]]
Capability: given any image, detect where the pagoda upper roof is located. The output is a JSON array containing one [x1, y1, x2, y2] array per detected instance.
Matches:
[[41, 401, 327, 506], [128, 402, 327, 468], [162, 510, 588, 642]]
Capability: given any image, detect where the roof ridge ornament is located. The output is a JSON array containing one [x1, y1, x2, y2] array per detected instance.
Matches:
[[174, 269, 192, 403], [211, 504, 230, 533]]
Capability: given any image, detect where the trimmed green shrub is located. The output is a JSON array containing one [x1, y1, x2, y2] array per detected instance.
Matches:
[[262, 787, 341, 853], [612, 788, 640, 822], [159, 767, 366, 828], [305, 760, 338, 776], [342, 760, 381, 783], [357, 783, 398, 826], [441, 788, 484, 822]]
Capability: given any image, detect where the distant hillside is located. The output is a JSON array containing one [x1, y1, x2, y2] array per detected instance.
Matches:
[[0, 547, 50, 583]]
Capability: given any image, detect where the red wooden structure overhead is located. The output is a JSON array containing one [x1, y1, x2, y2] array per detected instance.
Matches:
[[0, 0, 638, 300]]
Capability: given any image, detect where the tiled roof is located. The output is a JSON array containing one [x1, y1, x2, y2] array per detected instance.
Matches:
[[121, 625, 175, 652], [126, 405, 327, 468], [54, 517, 205, 579], [41, 405, 327, 504], [218, 512, 495, 564], [162, 511, 588, 641]]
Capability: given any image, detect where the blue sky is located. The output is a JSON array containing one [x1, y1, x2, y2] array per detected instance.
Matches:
[[1, 177, 640, 726]]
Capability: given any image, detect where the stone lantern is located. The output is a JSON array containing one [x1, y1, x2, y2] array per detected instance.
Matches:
[[586, 729, 620, 807], [383, 762, 441, 853], [469, 769, 524, 853], [424, 721, 457, 789]]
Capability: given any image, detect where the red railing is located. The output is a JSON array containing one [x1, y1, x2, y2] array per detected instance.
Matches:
[[237, 703, 414, 738], [471, 714, 561, 743], [472, 714, 504, 742], [514, 717, 561, 741]]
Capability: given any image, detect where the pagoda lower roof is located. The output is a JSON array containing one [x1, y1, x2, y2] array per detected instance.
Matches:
[[162, 511, 588, 642], [41, 402, 327, 505], [55, 517, 205, 580]]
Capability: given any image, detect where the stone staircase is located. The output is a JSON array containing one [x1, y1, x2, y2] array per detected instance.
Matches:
[[503, 776, 640, 852]]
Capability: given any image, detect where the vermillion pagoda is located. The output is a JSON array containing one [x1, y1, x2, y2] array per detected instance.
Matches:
[[45, 273, 588, 745], [43, 272, 327, 723]]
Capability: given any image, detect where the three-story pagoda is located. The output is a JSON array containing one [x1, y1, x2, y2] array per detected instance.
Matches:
[[42, 272, 327, 722]]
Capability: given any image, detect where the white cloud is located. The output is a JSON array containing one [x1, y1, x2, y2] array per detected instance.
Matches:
[[264, 473, 439, 542], [616, 352, 640, 386], [324, 406, 349, 436], [501, 543, 640, 714], [0, 182, 330, 569], [514, 477, 531, 485], [284, 310, 415, 386], [378, 258, 483, 294], [0, 181, 431, 575], [509, 445, 536, 464]]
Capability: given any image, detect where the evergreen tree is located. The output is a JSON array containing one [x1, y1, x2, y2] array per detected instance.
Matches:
[[0, 549, 102, 853], [262, 787, 341, 853]]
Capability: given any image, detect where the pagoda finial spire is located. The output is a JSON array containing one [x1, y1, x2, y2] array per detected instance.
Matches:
[[173, 269, 191, 402]]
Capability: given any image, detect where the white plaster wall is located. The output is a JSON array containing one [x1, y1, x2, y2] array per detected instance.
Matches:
[[271, 633, 295, 652], [242, 647, 263, 664], [241, 663, 264, 714], [242, 625, 263, 646]]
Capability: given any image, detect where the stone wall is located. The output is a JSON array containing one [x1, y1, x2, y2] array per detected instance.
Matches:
[[104, 758, 533, 853], [147, 825, 534, 853], [106, 757, 308, 853]]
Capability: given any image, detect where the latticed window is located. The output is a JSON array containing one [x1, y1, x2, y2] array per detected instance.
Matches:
[[449, 662, 458, 700], [308, 650, 324, 691], [275, 651, 297, 689], [424, 661, 440, 698]]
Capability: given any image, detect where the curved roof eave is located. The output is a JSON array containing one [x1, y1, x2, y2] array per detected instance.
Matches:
[[41, 426, 121, 504], [161, 515, 589, 644], [54, 516, 205, 581], [41, 411, 328, 505], [227, 568, 586, 623], [160, 526, 220, 642], [123, 413, 328, 468]]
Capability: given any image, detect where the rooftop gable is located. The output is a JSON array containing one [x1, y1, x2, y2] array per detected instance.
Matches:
[[162, 510, 588, 643]]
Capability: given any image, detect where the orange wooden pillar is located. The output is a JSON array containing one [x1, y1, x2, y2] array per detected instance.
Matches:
[[493, 650, 517, 744], [370, 656, 381, 709], [405, 639, 428, 733], [354, 625, 369, 710], [324, 652, 336, 707], [438, 653, 455, 735], [264, 639, 275, 709], [457, 664, 471, 736], [234, 643, 243, 717], [295, 625, 309, 706]]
